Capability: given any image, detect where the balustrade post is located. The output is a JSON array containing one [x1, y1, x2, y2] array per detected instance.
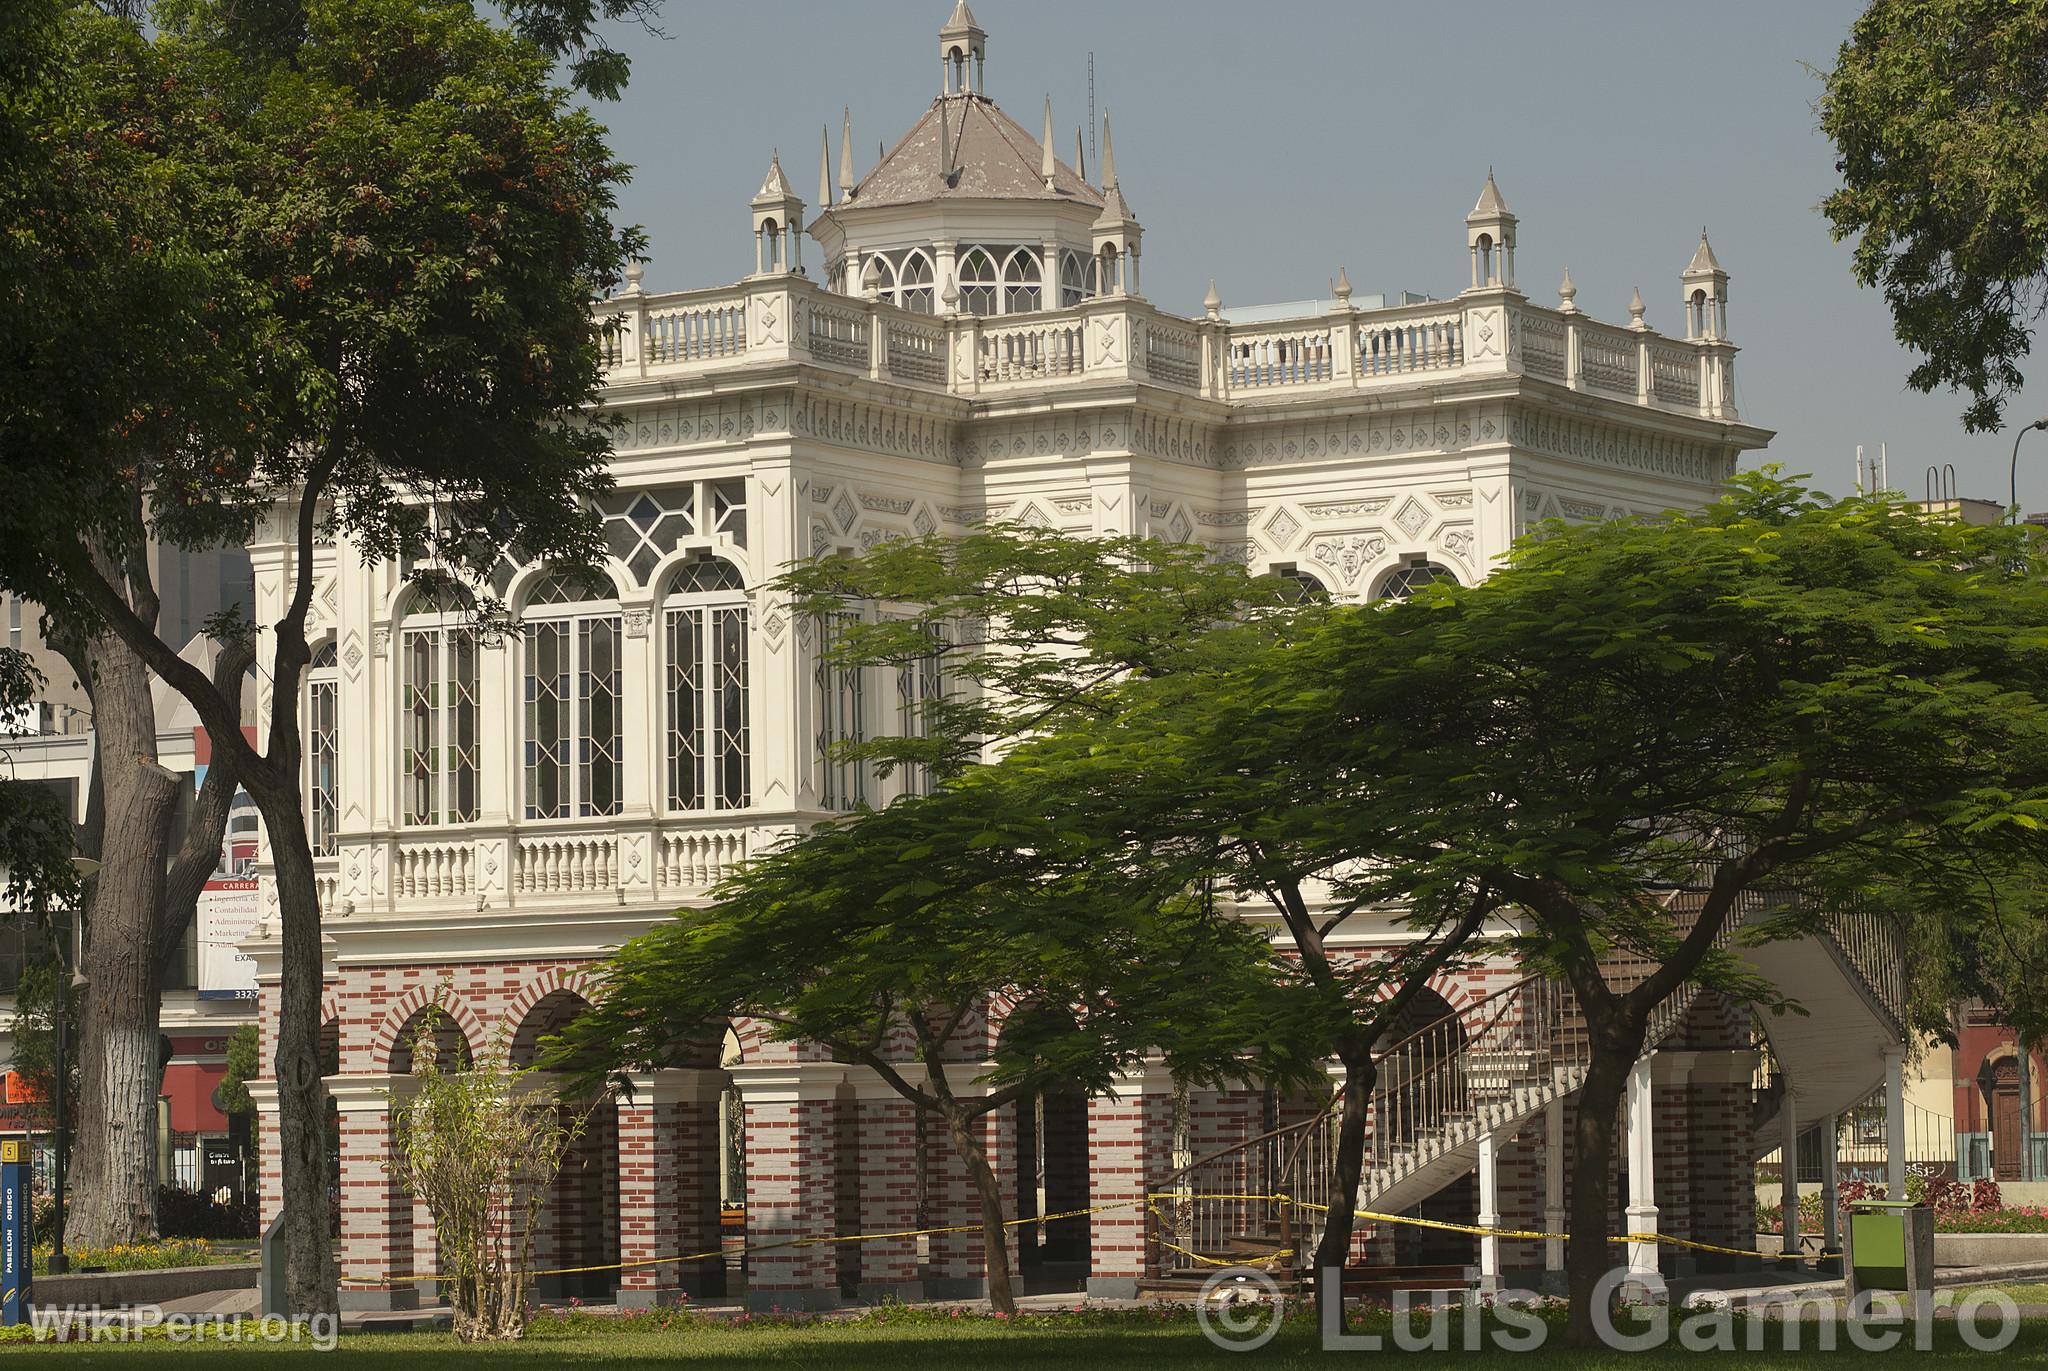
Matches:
[[1564, 315, 1583, 391], [1635, 335, 1653, 406], [1330, 307, 1356, 387], [1883, 1046, 1907, 1197], [866, 299, 886, 381], [1475, 1129, 1501, 1294], [1198, 320, 1225, 401]]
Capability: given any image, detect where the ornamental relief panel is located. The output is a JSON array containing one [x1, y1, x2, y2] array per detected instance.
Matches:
[[1305, 531, 1392, 588]]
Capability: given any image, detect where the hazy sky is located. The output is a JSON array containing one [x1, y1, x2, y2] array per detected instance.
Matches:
[[586, 0, 2048, 511]]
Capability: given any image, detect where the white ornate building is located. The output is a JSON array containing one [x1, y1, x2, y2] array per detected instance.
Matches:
[[248, 4, 1910, 1312]]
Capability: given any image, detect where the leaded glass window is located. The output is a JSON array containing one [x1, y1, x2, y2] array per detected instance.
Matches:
[[894, 622, 947, 797], [1373, 559, 1457, 602], [1059, 250, 1092, 308], [814, 612, 866, 811], [305, 642, 339, 854], [523, 572, 622, 819], [897, 251, 935, 313], [664, 558, 750, 812], [598, 480, 748, 586], [400, 591, 479, 826], [958, 247, 998, 316], [1003, 247, 1043, 314]]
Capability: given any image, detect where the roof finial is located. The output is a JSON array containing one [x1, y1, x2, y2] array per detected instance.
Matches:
[[1558, 266, 1578, 313], [818, 125, 832, 209], [1629, 285, 1647, 331], [839, 107, 855, 199], [623, 258, 645, 296], [1075, 125, 1087, 186], [940, 271, 959, 311], [1042, 94, 1057, 191], [1204, 279, 1222, 320], [1334, 265, 1353, 305], [1100, 109, 1117, 189]]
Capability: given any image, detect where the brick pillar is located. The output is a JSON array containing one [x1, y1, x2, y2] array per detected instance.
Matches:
[[333, 1079, 416, 1311], [1654, 1053, 1698, 1272], [1086, 1066, 1178, 1299], [851, 1080, 921, 1303], [251, 1082, 283, 1233], [921, 1081, 1016, 1300], [614, 1070, 720, 1309], [732, 1064, 845, 1311]]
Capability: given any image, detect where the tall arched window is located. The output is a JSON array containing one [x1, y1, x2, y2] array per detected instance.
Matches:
[[898, 251, 935, 313], [1003, 247, 1042, 314], [305, 641, 339, 854], [958, 247, 998, 316], [523, 571, 622, 819], [664, 557, 749, 812], [400, 586, 479, 826], [863, 253, 896, 303], [815, 611, 866, 811], [1059, 250, 1092, 308], [1373, 559, 1457, 602]]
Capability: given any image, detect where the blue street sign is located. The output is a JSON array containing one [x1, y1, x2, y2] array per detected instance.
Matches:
[[0, 1137, 28, 1325]]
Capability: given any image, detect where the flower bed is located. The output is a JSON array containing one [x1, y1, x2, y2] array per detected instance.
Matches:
[[32, 1238, 239, 1274], [1756, 1176, 2048, 1235]]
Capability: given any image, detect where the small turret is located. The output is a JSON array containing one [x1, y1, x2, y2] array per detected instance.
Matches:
[[939, 1, 986, 96], [1465, 169, 1517, 291], [1681, 229, 1729, 340], [749, 151, 804, 276], [1090, 112, 1141, 295]]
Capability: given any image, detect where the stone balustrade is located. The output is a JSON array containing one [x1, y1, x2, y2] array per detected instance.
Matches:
[[311, 817, 761, 918], [592, 276, 1739, 420]]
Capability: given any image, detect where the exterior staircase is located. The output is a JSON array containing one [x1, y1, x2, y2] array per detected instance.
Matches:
[[1142, 886, 1909, 1294]]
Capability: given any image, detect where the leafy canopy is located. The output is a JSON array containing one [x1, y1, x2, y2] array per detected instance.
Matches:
[[1821, 0, 2048, 431]]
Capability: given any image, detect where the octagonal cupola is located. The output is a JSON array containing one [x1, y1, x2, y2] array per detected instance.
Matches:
[[803, 4, 1114, 317]]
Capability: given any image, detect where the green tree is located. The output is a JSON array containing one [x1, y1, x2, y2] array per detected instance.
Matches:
[[0, 0, 641, 1316], [1323, 475, 2048, 1343], [1821, 0, 2048, 431], [554, 759, 1310, 1317]]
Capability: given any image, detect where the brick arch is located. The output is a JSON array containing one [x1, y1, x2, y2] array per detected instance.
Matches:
[[371, 983, 488, 1072], [500, 963, 606, 1040]]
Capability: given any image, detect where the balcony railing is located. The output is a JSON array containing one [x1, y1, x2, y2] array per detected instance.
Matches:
[[591, 275, 1739, 421]]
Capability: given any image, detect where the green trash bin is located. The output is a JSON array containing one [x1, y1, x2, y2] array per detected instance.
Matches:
[[1845, 1199, 1933, 1303]]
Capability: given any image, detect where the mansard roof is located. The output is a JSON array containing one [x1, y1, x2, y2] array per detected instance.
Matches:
[[847, 93, 1101, 212]]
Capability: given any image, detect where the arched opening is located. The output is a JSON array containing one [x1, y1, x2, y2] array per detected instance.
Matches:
[[1372, 559, 1457, 603], [1689, 287, 1709, 339], [1476, 233, 1495, 286], [512, 989, 619, 1300], [1272, 565, 1330, 604], [999, 1005, 1091, 1293], [1097, 244, 1119, 296]]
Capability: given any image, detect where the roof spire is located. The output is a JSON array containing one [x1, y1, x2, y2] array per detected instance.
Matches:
[[1100, 110, 1117, 189], [839, 107, 855, 199], [1558, 265, 1579, 313], [1204, 279, 1222, 319], [818, 125, 832, 209], [1041, 94, 1057, 190], [1075, 125, 1087, 186], [1685, 226, 1725, 277], [1628, 285, 1647, 331]]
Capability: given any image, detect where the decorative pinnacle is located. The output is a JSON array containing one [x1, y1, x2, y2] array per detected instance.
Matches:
[[1334, 265, 1353, 304], [818, 125, 832, 208], [1628, 285, 1647, 330], [623, 258, 645, 295], [1558, 266, 1578, 313], [839, 107, 855, 198], [1204, 279, 1221, 319], [1042, 95, 1057, 190], [1099, 110, 1117, 189], [940, 271, 959, 308]]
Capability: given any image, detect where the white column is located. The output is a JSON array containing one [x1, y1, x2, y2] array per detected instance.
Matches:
[[1884, 1045, 1907, 1198], [1779, 1082, 1801, 1256], [1624, 1055, 1659, 1278], [1543, 1102, 1566, 1285], [1476, 1129, 1501, 1293], [1821, 1112, 1841, 1256]]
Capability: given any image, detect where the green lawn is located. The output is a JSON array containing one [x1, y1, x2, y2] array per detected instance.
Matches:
[[12, 1310, 2048, 1368]]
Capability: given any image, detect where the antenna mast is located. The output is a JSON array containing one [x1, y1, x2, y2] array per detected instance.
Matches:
[[1087, 52, 1096, 168]]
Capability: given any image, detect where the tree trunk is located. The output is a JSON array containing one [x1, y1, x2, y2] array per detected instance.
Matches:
[[1311, 1045, 1374, 1322], [68, 629, 180, 1247], [943, 1108, 1018, 1317], [251, 777, 338, 1320], [1564, 1030, 1637, 1348]]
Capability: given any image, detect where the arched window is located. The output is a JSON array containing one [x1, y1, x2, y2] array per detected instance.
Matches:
[[1003, 247, 1043, 314], [400, 585, 479, 826], [305, 641, 338, 854], [894, 620, 948, 797], [1373, 559, 1457, 602], [898, 251, 935, 314], [522, 571, 622, 820], [664, 557, 749, 812], [1059, 250, 1092, 308], [958, 247, 998, 316], [1272, 566, 1330, 604]]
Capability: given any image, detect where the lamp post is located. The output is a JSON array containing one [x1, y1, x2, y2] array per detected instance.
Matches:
[[48, 856, 97, 1276], [2009, 417, 2048, 522]]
